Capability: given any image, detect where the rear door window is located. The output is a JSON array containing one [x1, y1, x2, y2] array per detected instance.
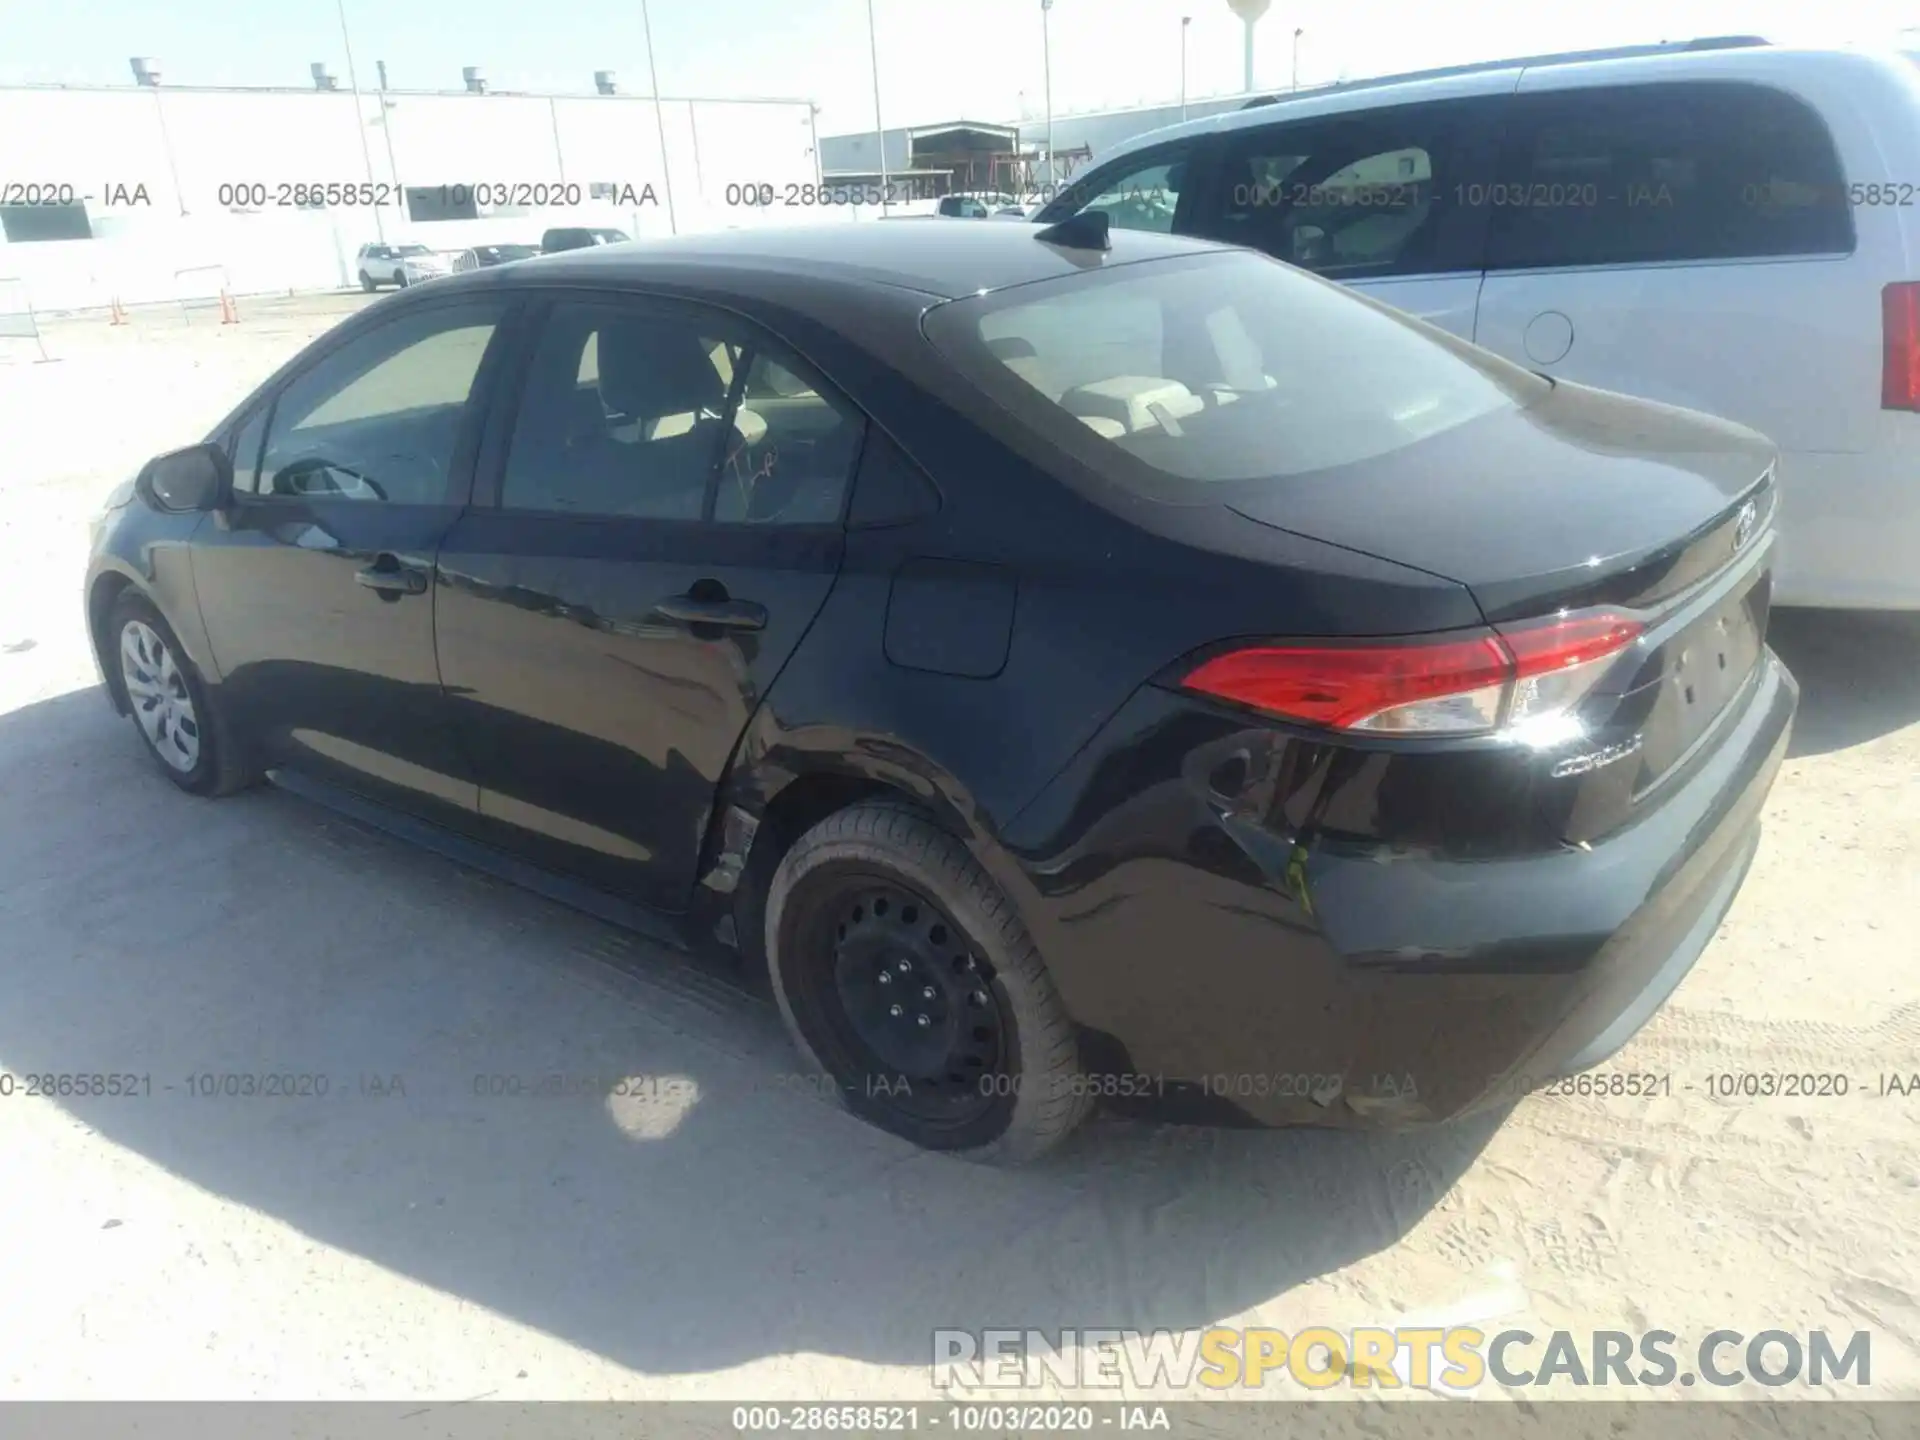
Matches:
[[1486, 82, 1853, 270], [498, 300, 864, 525], [1194, 99, 1498, 277]]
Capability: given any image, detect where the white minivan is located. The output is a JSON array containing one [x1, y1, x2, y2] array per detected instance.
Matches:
[[1033, 36, 1920, 609]]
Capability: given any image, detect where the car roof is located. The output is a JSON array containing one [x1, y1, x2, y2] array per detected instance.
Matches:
[[487, 220, 1225, 301], [1076, 40, 1911, 174]]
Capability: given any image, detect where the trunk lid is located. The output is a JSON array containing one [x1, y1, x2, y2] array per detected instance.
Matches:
[[1224, 378, 1778, 624]]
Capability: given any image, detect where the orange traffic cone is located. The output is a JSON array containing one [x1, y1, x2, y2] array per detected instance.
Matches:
[[219, 289, 238, 325], [109, 296, 127, 326]]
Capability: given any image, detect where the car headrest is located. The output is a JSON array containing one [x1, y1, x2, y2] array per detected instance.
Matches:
[[596, 320, 727, 419]]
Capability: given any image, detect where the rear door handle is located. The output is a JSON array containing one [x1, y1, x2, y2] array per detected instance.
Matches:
[[650, 594, 768, 631], [355, 558, 429, 596]]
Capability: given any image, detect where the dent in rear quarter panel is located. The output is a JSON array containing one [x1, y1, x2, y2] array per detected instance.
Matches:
[[996, 688, 1573, 1127]]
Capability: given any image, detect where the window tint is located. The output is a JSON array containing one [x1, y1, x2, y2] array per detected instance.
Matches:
[[925, 250, 1543, 498], [1203, 102, 1487, 277], [1058, 150, 1190, 233], [503, 301, 864, 524], [713, 353, 865, 524], [227, 405, 268, 494], [257, 302, 504, 504], [1487, 83, 1852, 270], [503, 304, 733, 519]]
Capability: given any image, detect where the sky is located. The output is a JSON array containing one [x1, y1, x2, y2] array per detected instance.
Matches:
[[4, 0, 1919, 137]]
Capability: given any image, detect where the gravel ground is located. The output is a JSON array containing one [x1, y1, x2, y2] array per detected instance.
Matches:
[[1, 297, 1917, 1404]]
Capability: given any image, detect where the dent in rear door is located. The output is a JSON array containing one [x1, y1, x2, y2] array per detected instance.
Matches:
[[432, 296, 860, 911]]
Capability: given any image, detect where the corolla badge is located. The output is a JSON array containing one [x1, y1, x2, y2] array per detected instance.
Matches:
[[1550, 733, 1644, 779], [1734, 499, 1758, 552]]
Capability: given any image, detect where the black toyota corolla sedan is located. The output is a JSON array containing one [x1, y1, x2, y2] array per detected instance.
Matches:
[[84, 217, 1795, 1160]]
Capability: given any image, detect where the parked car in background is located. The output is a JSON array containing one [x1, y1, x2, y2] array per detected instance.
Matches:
[[541, 227, 631, 253], [936, 193, 1027, 219], [355, 242, 452, 291], [1036, 36, 1920, 609], [85, 221, 1793, 1161], [472, 243, 542, 267]]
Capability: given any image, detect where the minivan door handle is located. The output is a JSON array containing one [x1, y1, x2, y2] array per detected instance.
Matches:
[[650, 594, 768, 631], [355, 556, 429, 598]]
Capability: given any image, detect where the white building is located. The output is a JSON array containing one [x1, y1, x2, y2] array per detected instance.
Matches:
[[0, 71, 822, 311]]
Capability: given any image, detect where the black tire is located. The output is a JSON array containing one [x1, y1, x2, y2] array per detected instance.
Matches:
[[395, 270, 410, 289], [358, 270, 377, 292], [107, 591, 258, 798], [765, 800, 1090, 1162]]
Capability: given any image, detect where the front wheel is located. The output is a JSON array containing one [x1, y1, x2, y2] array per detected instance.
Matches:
[[358, 270, 377, 292], [110, 591, 257, 797], [765, 800, 1090, 1162]]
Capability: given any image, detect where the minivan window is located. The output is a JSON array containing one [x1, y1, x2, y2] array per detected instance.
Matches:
[[1202, 101, 1492, 277], [1486, 82, 1852, 270], [1056, 150, 1190, 234], [925, 250, 1544, 499]]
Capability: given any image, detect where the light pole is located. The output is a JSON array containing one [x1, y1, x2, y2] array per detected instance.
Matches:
[[374, 59, 403, 202], [1041, 0, 1055, 193], [639, 0, 678, 234], [866, 0, 891, 214], [1179, 16, 1191, 121], [333, 0, 387, 241], [149, 88, 188, 218], [1292, 27, 1303, 91]]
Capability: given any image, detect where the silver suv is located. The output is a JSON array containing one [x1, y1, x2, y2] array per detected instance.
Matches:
[[355, 243, 451, 291]]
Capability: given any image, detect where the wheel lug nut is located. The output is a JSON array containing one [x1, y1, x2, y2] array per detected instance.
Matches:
[[971, 990, 988, 1006], [896, 960, 911, 974], [877, 972, 892, 985], [916, 1014, 931, 1028], [889, 1004, 904, 1018], [922, 986, 936, 1000]]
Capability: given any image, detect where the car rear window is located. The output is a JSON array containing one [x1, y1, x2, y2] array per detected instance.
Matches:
[[922, 249, 1546, 499]]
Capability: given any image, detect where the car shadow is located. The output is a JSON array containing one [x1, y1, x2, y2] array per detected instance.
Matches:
[[0, 682, 1505, 1381], [1768, 608, 1920, 757]]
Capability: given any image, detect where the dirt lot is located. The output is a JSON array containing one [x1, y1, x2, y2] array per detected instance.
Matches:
[[1, 296, 1917, 1403]]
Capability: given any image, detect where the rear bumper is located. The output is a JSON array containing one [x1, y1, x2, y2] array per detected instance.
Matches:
[[1001, 651, 1797, 1129]]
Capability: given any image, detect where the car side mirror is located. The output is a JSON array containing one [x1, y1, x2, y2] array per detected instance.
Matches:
[[138, 443, 232, 513]]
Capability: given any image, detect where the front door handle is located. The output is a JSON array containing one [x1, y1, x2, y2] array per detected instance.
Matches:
[[355, 557, 429, 597], [650, 594, 768, 631]]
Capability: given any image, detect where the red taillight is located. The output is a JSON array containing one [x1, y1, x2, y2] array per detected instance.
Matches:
[[1883, 282, 1920, 410], [1181, 635, 1510, 732], [1499, 612, 1646, 679], [1182, 611, 1645, 737]]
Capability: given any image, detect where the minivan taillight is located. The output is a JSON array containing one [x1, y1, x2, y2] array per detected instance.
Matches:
[[1181, 611, 1644, 739], [1883, 283, 1920, 410]]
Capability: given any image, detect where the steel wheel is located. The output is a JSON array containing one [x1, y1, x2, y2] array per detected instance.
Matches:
[[767, 801, 1092, 1160], [804, 872, 1015, 1128], [119, 618, 201, 773], [829, 879, 1013, 1113]]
